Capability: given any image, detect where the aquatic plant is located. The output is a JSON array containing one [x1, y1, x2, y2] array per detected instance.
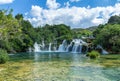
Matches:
[[87, 50, 100, 59]]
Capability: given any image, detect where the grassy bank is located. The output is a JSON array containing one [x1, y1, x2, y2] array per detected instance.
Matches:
[[99, 54, 120, 67]]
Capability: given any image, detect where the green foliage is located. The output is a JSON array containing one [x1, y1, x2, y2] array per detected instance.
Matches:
[[93, 24, 120, 53], [0, 10, 34, 52], [0, 40, 11, 52], [36, 24, 73, 45], [87, 50, 100, 59], [0, 9, 73, 52], [93, 24, 104, 37], [0, 49, 9, 64], [1, 9, 120, 54], [93, 15, 120, 53], [15, 14, 23, 20], [72, 28, 92, 38], [0, 10, 23, 52]]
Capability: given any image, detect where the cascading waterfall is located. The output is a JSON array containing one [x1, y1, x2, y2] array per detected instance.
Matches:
[[96, 45, 108, 54], [49, 43, 52, 52], [72, 39, 79, 53], [79, 44, 82, 53], [42, 40, 45, 49], [58, 40, 67, 52], [33, 39, 88, 53], [66, 42, 73, 52], [34, 42, 41, 52], [72, 44, 79, 53], [102, 50, 109, 54], [39, 40, 45, 50], [34, 42, 52, 52], [71, 39, 86, 53]]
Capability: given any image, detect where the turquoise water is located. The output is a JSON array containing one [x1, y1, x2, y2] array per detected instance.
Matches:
[[8, 52, 120, 81]]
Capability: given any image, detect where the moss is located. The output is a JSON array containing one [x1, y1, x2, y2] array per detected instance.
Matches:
[[87, 50, 100, 59]]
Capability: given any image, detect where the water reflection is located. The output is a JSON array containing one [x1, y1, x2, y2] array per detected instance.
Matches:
[[33, 52, 41, 80]]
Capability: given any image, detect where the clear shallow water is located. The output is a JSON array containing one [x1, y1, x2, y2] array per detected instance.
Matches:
[[2, 52, 120, 81]]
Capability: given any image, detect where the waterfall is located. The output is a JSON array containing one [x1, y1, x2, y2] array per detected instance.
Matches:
[[41, 40, 45, 50], [58, 44, 64, 52], [58, 39, 87, 53], [49, 43, 52, 52], [102, 50, 109, 54], [72, 44, 79, 53], [72, 39, 81, 53], [58, 40, 67, 52], [96, 45, 109, 54], [66, 42, 73, 52], [79, 44, 82, 53], [34, 42, 41, 52], [33, 39, 88, 53]]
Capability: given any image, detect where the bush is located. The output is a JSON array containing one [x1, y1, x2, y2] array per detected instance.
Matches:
[[0, 49, 9, 64], [86, 50, 100, 59]]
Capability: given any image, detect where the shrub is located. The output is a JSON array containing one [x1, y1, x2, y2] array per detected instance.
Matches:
[[87, 50, 100, 59], [0, 49, 9, 64]]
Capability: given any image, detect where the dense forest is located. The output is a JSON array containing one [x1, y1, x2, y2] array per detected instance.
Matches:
[[93, 16, 120, 53], [0, 9, 120, 54], [0, 10, 73, 53]]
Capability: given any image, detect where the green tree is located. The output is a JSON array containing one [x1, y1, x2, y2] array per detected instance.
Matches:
[[15, 14, 23, 20], [94, 24, 120, 53], [0, 10, 22, 52]]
